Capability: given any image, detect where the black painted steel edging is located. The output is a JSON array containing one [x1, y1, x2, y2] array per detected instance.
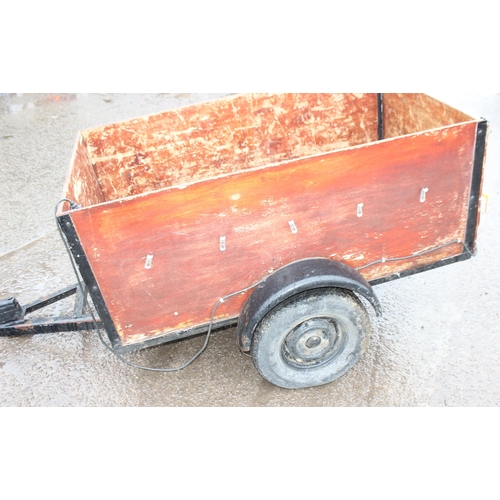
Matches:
[[56, 212, 240, 354], [58, 213, 122, 349], [50, 118, 488, 355], [113, 318, 238, 355], [465, 120, 488, 254], [370, 119, 487, 287], [0, 283, 103, 336], [24, 284, 78, 315], [369, 252, 471, 287], [377, 93, 384, 141], [0, 315, 103, 336]]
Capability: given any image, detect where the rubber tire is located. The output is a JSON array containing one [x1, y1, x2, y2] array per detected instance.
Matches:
[[251, 288, 370, 389]]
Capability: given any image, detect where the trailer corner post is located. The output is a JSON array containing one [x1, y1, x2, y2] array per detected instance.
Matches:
[[378, 93, 384, 141]]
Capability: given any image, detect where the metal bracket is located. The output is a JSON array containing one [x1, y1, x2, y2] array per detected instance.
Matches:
[[145, 254, 154, 269], [220, 236, 227, 251]]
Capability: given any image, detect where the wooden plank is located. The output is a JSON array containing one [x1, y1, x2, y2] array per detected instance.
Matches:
[[59, 133, 105, 213], [70, 121, 477, 346], [383, 93, 474, 139], [83, 93, 379, 201]]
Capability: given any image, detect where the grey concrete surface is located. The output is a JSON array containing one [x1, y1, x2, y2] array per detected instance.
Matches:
[[1, 93, 499, 407]]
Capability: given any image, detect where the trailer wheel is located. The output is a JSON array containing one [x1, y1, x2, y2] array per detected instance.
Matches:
[[251, 288, 369, 389]]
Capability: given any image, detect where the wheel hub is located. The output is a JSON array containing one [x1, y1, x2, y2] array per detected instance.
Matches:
[[305, 335, 322, 348], [281, 316, 347, 369]]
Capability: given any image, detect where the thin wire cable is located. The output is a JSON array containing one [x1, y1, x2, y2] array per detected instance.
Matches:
[[55, 198, 472, 372], [95, 280, 264, 372], [55, 198, 263, 372], [355, 239, 466, 271]]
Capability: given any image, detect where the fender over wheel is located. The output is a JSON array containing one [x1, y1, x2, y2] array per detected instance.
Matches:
[[251, 288, 370, 389]]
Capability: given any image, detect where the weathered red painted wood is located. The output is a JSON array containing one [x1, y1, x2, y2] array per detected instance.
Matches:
[[69, 121, 477, 346], [83, 93, 379, 200], [384, 93, 473, 139], [60, 133, 105, 211]]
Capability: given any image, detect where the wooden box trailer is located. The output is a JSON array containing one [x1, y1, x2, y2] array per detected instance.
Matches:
[[0, 93, 489, 389]]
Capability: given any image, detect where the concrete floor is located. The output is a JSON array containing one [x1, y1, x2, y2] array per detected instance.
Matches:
[[1, 93, 499, 407]]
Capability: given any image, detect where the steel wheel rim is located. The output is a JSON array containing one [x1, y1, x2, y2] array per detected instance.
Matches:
[[280, 315, 347, 369]]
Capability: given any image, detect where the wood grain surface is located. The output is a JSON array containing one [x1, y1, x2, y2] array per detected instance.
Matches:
[[69, 119, 478, 346], [82, 93, 379, 200], [61, 133, 105, 211]]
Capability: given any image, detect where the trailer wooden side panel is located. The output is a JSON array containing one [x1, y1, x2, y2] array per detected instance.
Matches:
[[82, 93, 379, 201], [383, 93, 473, 139], [62, 133, 106, 208], [69, 121, 478, 346]]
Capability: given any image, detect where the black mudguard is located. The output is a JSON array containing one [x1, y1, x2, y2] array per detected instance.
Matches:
[[237, 258, 382, 352]]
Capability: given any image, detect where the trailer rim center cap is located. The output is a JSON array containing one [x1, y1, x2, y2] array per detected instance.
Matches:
[[306, 335, 322, 348]]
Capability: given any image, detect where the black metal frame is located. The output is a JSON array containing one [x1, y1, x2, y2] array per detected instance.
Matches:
[[88, 118, 489, 353], [466, 120, 488, 254], [56, 213, 241, 354], [115, 317, 237, 354], [1, 118, 488, 354], [57, 213, 122, 348], [0, 283, 102, 336], [370, 119, 487, 286], [377, 93, 384, 141]]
